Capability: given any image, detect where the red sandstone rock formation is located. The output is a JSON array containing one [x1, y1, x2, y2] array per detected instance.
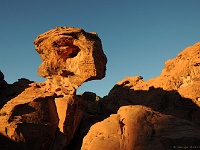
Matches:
[[34, 26, 107, 149], [0, 80, 58, 150], [105, 42, 200, 122], [0, 26, 107, 150], [76, 42, 200, 150], [81, 106, 200, 150], [34, 26, 107, 93], [1, 28, 200, 150]]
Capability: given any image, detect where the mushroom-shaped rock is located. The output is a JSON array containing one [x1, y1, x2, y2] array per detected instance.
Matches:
[[34, 27, 107, 149], [34, 26, 107, 95]]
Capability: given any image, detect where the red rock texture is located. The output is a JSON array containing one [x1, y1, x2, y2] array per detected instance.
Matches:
[[104, 43, 200, 122], [75, 42, 200, 150], [1, 27, 200, 150], [0, 82, 58, 150], [33, 27, 107, 149], [34, 26, 107, 90], [81, 106, 200, 150], [101, 42, 200, 124], [0, 26, 107, 150]]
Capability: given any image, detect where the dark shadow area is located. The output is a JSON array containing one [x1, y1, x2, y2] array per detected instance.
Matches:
[[0, 133, 22, 150], [0, 78, 33, 109], [0, 77, 59, 150], [51, 128, 68, 150], [0, 123, 55, 150], [14, 122, 55, 150], [99, 86, 200, 125], [8, 103, 36, 123], [68, 86, 200, 150]]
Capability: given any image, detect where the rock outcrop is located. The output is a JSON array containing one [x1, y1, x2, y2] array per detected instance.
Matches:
[[34, 26, 107, 94], [0, 76, 59, 149], [0, 26, 107, 149], [81, 106, 200, 150], [76, 42, 200, 150], [1, 27, 200, 150], [0, 78, 32, 109], [34, 26, 107, 149], [0, 84, 58, 150], [104, 42, 200, 123]]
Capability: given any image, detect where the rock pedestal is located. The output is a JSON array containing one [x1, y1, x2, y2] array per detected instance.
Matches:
[[0, 26, 107, 150], [34, 26, 107, 149]]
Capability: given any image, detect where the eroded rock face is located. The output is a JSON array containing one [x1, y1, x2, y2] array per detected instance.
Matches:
[[33, 27, 107, 149], [73, 42, 200, 150], [81, 106, 200, 150], [0, 27, 107, 150], [104, 42, 200, 124], [161, 42, 200, 81], [34, 26, 107, 95], [0, 82, 59, 150]]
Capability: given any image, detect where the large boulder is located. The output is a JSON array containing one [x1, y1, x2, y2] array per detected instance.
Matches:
[[34, 26, 107, 93], [81, 105, 200, 150]]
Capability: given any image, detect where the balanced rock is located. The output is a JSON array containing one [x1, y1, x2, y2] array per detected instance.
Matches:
[[0, 26, 107, 150], [34, 26, 107, 149], [34, 26, 107, 95]]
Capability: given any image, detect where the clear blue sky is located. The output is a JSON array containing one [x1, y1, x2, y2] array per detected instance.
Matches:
[[0, 0, 200, 97]]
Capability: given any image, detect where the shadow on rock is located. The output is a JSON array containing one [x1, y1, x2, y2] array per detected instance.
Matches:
[[0, 133, 22, 150], [0, 78, 33, 109], [102, 86, 200, 125], [69, 86, 200, 150]]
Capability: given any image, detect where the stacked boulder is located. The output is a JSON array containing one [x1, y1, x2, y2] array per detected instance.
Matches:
[[0, 27, 107, 150]]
